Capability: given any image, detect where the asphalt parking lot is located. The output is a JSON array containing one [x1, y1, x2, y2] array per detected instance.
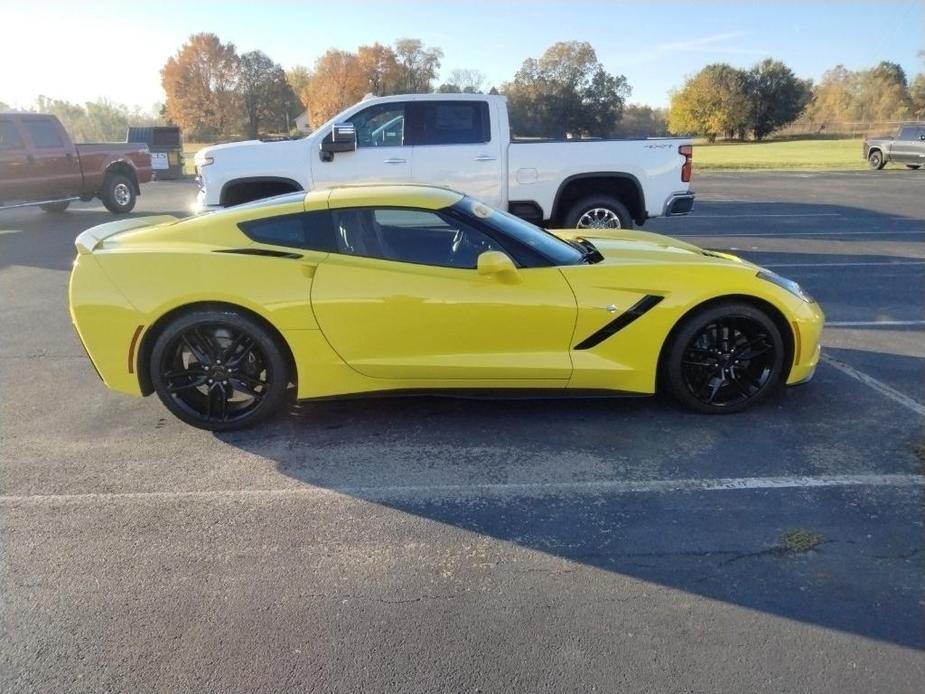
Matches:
[[1, 171, 923, 692]]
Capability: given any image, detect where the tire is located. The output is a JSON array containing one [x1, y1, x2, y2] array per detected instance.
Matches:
[[40, 200, 70, 213], [564, 195, 634, 230], [867, 150, 885, 170], [101, 173, 136, 213], [662, 302, 785, 414], [906, 164, 921, 170], [150, 309, 290, 431]]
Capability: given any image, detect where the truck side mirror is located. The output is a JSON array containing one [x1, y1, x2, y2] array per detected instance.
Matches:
[[320, 123, 357, 161]]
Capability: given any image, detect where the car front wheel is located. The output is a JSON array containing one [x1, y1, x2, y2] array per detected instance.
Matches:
[[663, 302, 785, 414], [150, 310, 290, 431]]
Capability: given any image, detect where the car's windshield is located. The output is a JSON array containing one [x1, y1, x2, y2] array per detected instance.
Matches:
[[454, 197, 585, 266]]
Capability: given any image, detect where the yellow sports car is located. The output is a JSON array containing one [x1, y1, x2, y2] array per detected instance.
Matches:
[[69, 185, 823, 430]]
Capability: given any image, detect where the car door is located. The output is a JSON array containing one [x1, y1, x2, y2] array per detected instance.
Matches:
[[911, 127, 925, 164], [0, 117, 30, 202], [407, 100, 504, 208], [19, 116, 82, 199], [311, 101, 412, 188], [310, 204, 576, 381], [890, 126, 920, 163]]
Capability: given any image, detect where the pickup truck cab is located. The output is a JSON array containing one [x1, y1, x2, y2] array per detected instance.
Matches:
[[0, 113, 152, 213], [194, 94, 694, 229], [864, 123, 925, 170]]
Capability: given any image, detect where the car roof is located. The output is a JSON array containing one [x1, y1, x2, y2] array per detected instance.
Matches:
[[310, 184, 464, 211]]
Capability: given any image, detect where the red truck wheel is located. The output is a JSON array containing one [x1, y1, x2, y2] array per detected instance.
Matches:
[[101, 174, 136, 214]]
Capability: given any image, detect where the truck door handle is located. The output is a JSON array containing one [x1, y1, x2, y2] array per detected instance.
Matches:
[[474, 155, 496, 162], [384, 157, 406, 164]]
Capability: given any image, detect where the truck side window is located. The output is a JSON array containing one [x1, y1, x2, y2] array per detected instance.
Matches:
[[0, 120, 23, 149], [23, 119, 64, 148], [898, 127, 916, 140], [409, 102, 491, 146], [348, 104, 406, 148]]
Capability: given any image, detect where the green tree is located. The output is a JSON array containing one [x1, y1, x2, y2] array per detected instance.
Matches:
[[393, 38, 443, 93], [286, 65, 313, 111], [613, 105, 668, 138], [746, 59, 812, 139], [668, 64, 751, 141], [502, 41, 630, 138], [853, 61, 912, 121], [239, 50, 298, 138], [438, 68, 487, 94]]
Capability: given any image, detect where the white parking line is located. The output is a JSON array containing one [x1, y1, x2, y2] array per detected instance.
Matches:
[[765, 262, 925, 268], [822, 354, 925, 416], [0, 474, 921, 505], [673, 229, 925, 237], [827, 320, 925, 327]]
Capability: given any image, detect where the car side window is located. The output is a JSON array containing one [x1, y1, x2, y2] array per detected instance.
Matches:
[[22, 118, 64, 148], [238, 211, 336, 252], [348, 103, 406, 148], [409, 101, 491, 145], [0, 120, 23, 149], [331, 207, 505, 269]]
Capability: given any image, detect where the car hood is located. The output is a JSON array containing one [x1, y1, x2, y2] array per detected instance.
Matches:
[[551, 227, 756, 268], [195, 138, 307, 165]]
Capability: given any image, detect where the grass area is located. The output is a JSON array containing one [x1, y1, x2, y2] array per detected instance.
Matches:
[[182, 142, 212, 176], [694, 138, 866, 171], [182, 137, 868, 175]]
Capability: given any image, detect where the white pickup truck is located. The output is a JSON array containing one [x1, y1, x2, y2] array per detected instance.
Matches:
[[194, 93, 694, 229]]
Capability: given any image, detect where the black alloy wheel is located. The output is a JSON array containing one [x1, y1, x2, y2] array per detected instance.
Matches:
[[664, 303, 785, 413], [150, 311, 289, 430]]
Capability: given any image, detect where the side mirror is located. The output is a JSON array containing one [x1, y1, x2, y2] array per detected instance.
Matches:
[[477, 251, 520, 282], [320, 122, 357, 161]]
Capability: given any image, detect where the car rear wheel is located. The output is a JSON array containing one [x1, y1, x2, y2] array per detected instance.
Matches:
[[40, 200, 70, 213], [867, 150, 885, 170], [150, 310, 290, 431], [101, 173, 137, 213], [663, 302, 785, 414], [564, 195, 634, 230]]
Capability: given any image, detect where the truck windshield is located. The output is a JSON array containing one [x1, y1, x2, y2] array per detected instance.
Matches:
[[454, 197, 585, 266]]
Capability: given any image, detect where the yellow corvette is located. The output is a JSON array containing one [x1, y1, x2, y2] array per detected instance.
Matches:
[[69, 184, 824, 430]]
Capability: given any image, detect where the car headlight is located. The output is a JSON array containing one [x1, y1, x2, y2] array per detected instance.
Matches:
[[757, 270, 814, 303]]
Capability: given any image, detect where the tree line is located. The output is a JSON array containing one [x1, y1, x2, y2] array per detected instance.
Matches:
[[0, 97, 162, 142], [669, 59, 925, 141]]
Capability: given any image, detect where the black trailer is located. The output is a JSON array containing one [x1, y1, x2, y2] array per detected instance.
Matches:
[[126, 126, 184, 180]]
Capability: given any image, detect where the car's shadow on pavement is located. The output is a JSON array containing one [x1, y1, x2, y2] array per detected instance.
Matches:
[[216, 365, 924, 649]]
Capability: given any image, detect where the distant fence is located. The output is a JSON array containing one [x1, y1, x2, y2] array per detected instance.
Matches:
[[775, 120, 909, 138]]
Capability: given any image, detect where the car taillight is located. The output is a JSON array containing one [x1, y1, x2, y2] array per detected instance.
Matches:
[[679, 144, 693, 182]]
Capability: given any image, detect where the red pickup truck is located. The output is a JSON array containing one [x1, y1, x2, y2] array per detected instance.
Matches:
[[0, 113, 153, 214]]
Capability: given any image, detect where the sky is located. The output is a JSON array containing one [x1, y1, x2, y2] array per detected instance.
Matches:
[[1, 0, 922, 111]]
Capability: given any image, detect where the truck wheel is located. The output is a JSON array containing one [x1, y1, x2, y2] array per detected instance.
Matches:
[[40, 201, 70, 213], [101, 173, 136, 213], [867, 150, 885, 170], [906, 165, 921, 170], [564, 195, 633, 230]]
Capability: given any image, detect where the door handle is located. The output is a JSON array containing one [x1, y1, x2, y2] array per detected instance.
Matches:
[[384, 157, 406, 164], [474, 155, 497, 162]]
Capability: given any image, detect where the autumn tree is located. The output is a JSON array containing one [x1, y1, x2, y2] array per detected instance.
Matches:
[[668, 64, 751, 141], [502, 41, 630, 138], [161, 33, 241, 139], [745, 59, 812, 139], [303, 49, 367, 128], [437, 69, 487, 94], [286, 65, 313, 111], [853, 61, 912, 121], [393, 38, 443, 93], [910, 73, 925, 119], [238, 50, 299, 138], [357, 43, 401, 96]]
